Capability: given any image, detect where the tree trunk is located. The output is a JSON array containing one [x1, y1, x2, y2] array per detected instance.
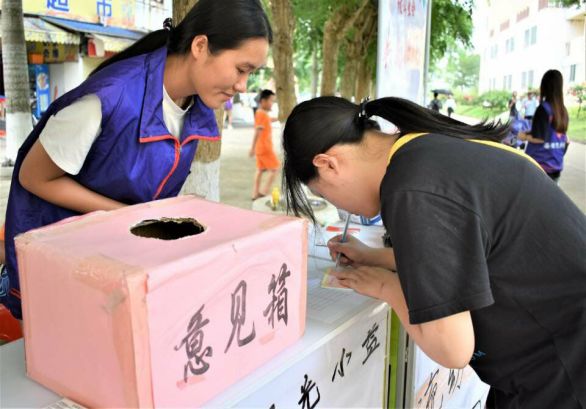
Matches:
[[1, 0, 33, 164], [340, 45, 360, 100], [270, 0, 297, 121], [356, 60, 373, 102], [311, 45, 319, 98], [320, 1, 366, 96], [341, 1, 377, 101], [173, 0, 224, 201]]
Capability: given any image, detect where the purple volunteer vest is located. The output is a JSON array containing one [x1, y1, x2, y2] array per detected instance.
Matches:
[[1, 47, 219, 318], [525, 101, 567, 174]]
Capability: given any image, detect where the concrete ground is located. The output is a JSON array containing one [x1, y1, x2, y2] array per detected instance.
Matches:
[[0, 117, 583, 225]]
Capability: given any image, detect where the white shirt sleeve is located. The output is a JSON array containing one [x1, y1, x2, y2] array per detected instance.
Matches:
[[39, 94, 102, 175]]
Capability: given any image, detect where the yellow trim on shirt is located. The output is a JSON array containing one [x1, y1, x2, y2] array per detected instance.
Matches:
[[387, 132, 544, 172]]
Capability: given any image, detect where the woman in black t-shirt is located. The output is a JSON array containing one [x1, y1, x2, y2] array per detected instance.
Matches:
[[282, 96, 586, 409]]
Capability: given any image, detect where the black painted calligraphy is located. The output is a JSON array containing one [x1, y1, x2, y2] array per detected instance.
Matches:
[[361, 322, 381, 365], [174, 304, 213, 383], [263, 263, 291, 328], [225, 280, 256, 353], [298, 374, 320, 409], [331, 347, 352, 382]]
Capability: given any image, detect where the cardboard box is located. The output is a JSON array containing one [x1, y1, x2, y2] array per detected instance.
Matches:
[[17, 196, 307, 407]]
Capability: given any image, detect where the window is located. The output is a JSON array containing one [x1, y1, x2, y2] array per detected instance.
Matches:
[[490, 44, 499, 58], [522, 72, 527, 88], [525, 27, 537, 47], [528, 70, 534, 88], [505, 38, 515, 53], [490, 44, 499, 59], [570, 65, 577, 82], [566, 42, 571, 56]]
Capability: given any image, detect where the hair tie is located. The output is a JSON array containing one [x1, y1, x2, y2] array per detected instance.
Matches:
[[355, 96, 371, 128], [358, 96, 370, 119], [163, 18, 174, 32]]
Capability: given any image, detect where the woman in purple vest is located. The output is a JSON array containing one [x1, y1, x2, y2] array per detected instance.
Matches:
[[0, 0, 272, 319], [519, 69, 569, 182]]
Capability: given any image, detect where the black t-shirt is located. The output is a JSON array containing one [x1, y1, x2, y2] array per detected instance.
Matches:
[[530, 105, 549, 141], [380, 134, 586, 408]]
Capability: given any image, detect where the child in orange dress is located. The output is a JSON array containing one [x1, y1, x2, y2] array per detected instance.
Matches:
[[250, 89, 280, 199]]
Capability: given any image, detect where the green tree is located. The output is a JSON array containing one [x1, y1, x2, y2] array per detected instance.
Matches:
[[447, 51, 480, 92], [429, 0, 474, 68]]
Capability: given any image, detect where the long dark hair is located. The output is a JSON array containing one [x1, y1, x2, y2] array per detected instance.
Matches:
[[540, 69, 568, 134], [282, 96, 510, 219], [91, 0, 272, 76]]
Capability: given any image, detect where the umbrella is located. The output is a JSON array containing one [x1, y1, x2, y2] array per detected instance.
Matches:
[[431, 89, 453, 95]]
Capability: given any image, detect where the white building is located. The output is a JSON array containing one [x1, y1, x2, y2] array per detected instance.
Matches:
[[478, 0, 585, 96]]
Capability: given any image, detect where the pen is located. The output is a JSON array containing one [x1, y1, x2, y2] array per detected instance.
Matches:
[[335, 212, 352, 269]]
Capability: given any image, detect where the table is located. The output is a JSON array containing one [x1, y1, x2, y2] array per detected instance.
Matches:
[[0, 225, 390, 408]]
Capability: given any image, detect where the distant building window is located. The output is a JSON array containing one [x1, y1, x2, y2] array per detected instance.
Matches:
[[528, 70, 534, 88], [517, 7, 529, 22], [539, 0, 549, 10], [500, 20, 510, 32], [570, 65, 577, 82], [525, 27, 537, 47], [506, 38, 515, 53], [522, 72, 527, 89], [490, 44, 499, 58], [566, 42, 571, 56]]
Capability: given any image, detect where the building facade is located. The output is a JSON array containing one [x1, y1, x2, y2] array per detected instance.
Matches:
[[1, 0, 171, 119], [478, 0, 585, 96]]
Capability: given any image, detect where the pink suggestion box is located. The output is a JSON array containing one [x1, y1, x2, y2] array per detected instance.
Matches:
[[16, 196, 307, 407]]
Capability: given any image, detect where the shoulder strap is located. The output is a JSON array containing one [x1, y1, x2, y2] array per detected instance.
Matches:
[[387, 132, 543, 172]]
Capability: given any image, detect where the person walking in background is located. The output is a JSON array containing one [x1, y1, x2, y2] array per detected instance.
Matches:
[[445, 94, 456, 118], [522, 91, 538, 122], [508, 91, 519, 119], [224, 97, 234, 129], [250, 89, 279, 200], [519, 70, 569, 183], [428, 92, 442, 112]]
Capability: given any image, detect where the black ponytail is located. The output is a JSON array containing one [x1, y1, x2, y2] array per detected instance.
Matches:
[[91, 0, 272, 76], [282, 96, 510, 220], [365, 97, 509, 142]]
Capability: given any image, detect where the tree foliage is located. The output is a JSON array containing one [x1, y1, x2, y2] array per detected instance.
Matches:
[[447, 50, 480, 91], [430, 0, 474, 68]]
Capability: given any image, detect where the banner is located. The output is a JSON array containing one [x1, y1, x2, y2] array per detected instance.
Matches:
[[18, 0, 135, 28], [376, 0, 429, 103]]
